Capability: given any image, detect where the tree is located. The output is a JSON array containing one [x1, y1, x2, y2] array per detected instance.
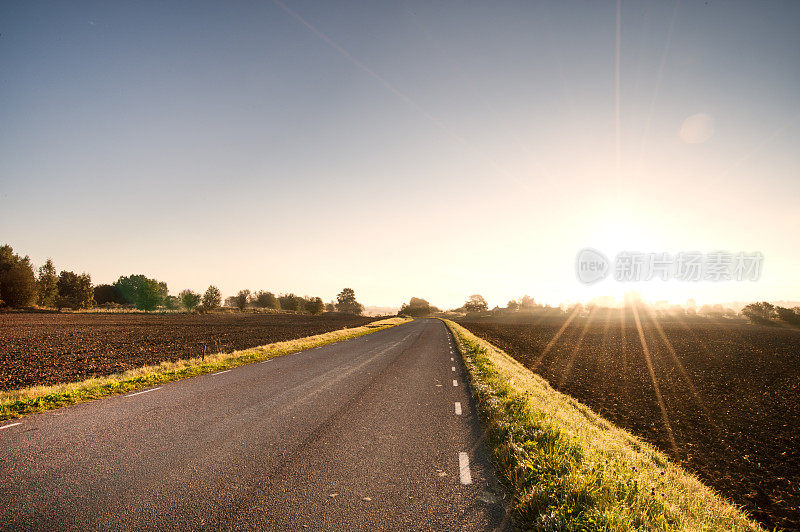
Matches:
[[114, 275, 168, 311], [56, 271, 94, 310], [519, 295, 536, 310], [179, 289, 201, 312], [335, 288, 363, 315], [94, 284, 126, 306], [163, 295, 181, 310], [464, 294, 488, 313], [699, 304, 726, 318], [776, 306, 800, 326], [399, 297, 439, 317], [233, 289, 251, 310], [36, 259, 58, 307], [202, 285, 222, 310], [567, 302, 585, 316], [741, 302, 777, 324], [305, 296, 324, 315], [325, 301, 335, 312], [506, 300, 520, 312], [278, 293, 303, 312], [0, 245, 38, 308], [253, 291, 279, 309]]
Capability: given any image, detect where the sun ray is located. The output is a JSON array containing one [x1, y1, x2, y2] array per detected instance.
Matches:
[[636, 0, 680, 168], [614, 0, 622, 199], [706, 315, 761, 352], [670, 311, 745, 359], [632, 304, 679, 457], [531, 304, 582, 369], [557, 309, 598, 388], [600, 306, 613, 349], [644, 307, 722, 435], [620, 303, 630, 376]]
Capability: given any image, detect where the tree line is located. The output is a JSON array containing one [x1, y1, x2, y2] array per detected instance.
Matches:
[[0, 244, 363, 314], [741, 302, 800, 326], [397, 294, 531, 317]]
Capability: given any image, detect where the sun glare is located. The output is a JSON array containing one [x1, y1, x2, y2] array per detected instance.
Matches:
[[587, 216, 661, 256]]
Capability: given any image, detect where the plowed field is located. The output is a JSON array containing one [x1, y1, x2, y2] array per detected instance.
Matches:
[[0, 312, 379, 391], [458, 311, 800, 530]]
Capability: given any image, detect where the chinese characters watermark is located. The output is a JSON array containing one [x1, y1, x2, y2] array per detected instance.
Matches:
[[576, 249, 762, 284]]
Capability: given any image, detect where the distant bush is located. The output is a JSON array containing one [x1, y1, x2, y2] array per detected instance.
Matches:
[[114, 274, 168, 311], [254, 291, 279, 309], [0, 245, 38, 308], [178, 289, 201, 312], [37, 259, 58, 307], [56, 271, 94, 310]]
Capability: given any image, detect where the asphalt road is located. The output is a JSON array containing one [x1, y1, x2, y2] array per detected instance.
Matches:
[[0, 318, 508, 531]]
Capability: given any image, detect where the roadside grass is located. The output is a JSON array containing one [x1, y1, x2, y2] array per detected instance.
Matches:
[[443, 319, 764, 532], [0, 317, 409, 422]]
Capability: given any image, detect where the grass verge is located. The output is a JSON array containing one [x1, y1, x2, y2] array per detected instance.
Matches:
[[0, 317, 410, 422], [442, 319, 763, 531]]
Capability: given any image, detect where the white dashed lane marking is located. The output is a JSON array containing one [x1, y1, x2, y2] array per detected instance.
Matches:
[[454, 402, 462, 415], [452, 380, 458, 387], [126, 387, 162, 397], [451, 366, 456, 371], [458, 452, 472, 485], [211, 369, 232, 376], [0, 422, 22, 430]]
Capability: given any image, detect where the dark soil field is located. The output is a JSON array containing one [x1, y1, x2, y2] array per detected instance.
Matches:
[[0, 312, 379, 391], [458, 310, 800, 530]]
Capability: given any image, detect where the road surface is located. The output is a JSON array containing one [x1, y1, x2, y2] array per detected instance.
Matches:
[[0, 318, 508, 531]]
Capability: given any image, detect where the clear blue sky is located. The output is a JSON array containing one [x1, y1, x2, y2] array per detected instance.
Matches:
[[2, 1, 798, 308]]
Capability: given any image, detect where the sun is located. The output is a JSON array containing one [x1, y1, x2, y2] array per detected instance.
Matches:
[[587, 217, 658, 257], [571, 211, 705, 306]]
